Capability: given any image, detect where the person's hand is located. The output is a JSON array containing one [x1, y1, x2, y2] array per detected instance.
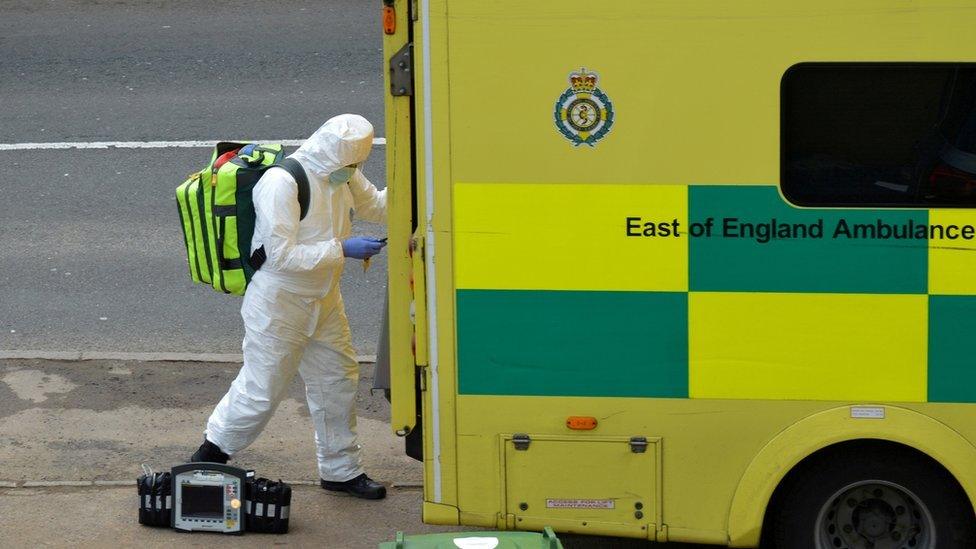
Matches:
[[342, 237, 386, 259]]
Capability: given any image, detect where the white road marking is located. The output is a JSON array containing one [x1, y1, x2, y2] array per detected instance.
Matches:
[[0, 138, 387, 151], [0, 350, 377, 363]]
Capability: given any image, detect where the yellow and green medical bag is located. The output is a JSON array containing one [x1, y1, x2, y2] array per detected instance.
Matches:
[[175, 142, 308, 296]]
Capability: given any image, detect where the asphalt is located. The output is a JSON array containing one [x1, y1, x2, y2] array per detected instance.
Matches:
[[0, 0, 389, 355], [0, 146, 388, 355], [0, 0, 385, 142]]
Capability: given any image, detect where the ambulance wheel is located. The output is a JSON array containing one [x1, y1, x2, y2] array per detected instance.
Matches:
[[766, 441, 975, 549]]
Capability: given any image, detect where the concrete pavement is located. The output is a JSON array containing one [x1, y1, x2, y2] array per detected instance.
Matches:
[[0, 356, 450, 548], [0, 357, 716, 548], [0, 485, 456, 548], [0, 358, 408, 484]]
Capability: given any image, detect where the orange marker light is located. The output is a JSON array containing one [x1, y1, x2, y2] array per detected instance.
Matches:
[[566, 416, 598, 430], [382, 5, 396, 35]]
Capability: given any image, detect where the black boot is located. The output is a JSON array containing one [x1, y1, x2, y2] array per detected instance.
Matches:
[[188, 438, 229, 464], [321, 473, 387, 500]]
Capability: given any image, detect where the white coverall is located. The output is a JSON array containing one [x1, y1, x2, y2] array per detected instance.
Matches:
[[205, 114, 387, 482]]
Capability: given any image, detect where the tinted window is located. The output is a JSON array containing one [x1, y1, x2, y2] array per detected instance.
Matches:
[[782, 63, 976, 207]]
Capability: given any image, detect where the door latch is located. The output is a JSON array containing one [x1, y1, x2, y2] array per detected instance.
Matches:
[[512, 434, 531, 451], [630, 436, 648, 453]]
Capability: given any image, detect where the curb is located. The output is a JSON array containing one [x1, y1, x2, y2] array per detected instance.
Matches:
[[22, 481, 93, 488], [0, 350, 377, 364]]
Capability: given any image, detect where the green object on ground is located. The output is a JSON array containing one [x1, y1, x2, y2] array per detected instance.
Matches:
[[378, 527, 562, 549]]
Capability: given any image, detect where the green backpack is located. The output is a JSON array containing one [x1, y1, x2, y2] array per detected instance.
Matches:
[[176, 142, 309, 296]]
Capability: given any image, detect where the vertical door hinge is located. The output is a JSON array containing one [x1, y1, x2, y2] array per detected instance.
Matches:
[[390, 42, 414, 96]]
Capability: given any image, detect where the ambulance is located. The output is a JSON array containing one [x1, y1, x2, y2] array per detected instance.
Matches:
[[380, 1, 976, 546]]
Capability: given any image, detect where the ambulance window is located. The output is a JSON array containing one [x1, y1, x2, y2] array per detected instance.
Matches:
[[782, 63, 976, 207]]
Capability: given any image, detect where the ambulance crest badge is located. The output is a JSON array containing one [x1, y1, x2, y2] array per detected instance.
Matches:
[[554, 68, 614, 147]]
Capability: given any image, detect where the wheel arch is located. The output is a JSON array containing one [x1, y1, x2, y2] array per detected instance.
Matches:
[[726, 405, 976, 547]]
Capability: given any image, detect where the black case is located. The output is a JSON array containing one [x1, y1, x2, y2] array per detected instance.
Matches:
[[244, 477, 292, 534], [137, 472, 172, 527]]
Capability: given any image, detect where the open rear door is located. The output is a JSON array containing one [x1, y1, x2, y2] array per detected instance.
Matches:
[[382, 0, 421, 446]]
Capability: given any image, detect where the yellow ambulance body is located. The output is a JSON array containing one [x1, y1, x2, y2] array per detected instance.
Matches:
[[382, 1, 976, 546]]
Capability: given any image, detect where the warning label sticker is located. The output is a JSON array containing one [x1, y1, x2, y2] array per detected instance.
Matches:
[[545, 499, 615, 509]]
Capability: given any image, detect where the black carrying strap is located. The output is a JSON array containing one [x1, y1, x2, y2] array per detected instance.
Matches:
[[138, 472, 171, 527], [279, 157, 310, 221], [249, 158, 311, 271], [271, 479, 283, 531]]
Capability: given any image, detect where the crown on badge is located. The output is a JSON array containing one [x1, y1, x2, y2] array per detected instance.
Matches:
[[569, 68, 598, 92]]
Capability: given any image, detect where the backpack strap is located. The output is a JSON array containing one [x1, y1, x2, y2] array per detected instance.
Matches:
[[279, 157, 310, 221], [248, 158, 312, 271]]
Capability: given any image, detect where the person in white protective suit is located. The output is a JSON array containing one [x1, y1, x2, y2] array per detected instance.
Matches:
[[189, 114, 389, 500]]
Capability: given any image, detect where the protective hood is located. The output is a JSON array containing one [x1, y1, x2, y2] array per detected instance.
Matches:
[[290, 114, 374, 180]]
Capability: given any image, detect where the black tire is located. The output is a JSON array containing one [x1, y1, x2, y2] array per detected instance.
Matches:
[[767, 441, 975, 549]]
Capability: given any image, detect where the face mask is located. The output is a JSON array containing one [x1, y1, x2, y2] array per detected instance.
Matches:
[[328, 166, 355, 186]]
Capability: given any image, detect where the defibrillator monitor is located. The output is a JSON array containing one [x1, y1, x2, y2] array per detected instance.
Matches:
[[171, 463, 247, 534]]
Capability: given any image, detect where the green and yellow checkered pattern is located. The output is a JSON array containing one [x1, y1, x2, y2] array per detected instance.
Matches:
[[453, 183, 976, 403]]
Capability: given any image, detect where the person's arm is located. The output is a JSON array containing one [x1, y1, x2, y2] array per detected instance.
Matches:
[[348, 170, 387, 223], [253, 169, 344, 271]]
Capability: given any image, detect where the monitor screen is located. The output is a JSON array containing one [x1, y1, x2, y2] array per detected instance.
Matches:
[[180, 484, 224, 519]]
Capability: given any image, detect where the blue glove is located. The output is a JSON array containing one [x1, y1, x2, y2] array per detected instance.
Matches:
[[342, 237, 387, 259]]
